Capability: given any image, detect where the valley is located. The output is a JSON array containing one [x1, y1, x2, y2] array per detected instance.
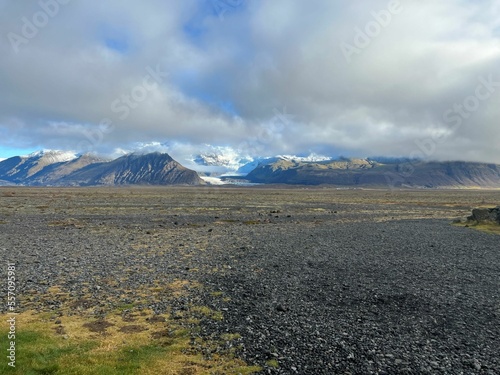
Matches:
[[1, 187, 499, 374]]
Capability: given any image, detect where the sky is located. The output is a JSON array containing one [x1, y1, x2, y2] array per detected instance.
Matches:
[[0, 0, 499, 162]]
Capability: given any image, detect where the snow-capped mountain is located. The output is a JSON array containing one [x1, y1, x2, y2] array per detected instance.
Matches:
[[193, 146, 255, 175], [27, 153, 109, 186], [231, 154, 333, 175], [0, 151, 203, 186], [194, 150, 334, 176], [106, 141, 334, 177], [108, 142, 253, 176], [59, 152, 203, 186], [0, 150, 79, 183]]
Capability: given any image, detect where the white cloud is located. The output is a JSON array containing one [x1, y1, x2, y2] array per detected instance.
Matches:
[[0, 0, 499, 162]]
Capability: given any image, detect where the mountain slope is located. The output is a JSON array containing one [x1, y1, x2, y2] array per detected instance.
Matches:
[[28, 154, 109, 186], [60, 152, 204, 186], [246, 158, 500, 188], [0, 150, 78, 184]]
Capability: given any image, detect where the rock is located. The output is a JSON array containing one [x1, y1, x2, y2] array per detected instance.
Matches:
[[467, 206, 500, 224], [473, 359, 482, 371], [276, 304, 287, 312]]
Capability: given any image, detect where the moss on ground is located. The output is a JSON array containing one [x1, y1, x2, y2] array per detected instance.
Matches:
[[0, 309, 261, 375]]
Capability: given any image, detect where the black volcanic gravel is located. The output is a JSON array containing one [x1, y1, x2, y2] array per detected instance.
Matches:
[[197, 220, 500, 374], [0, 192, 499, 374]]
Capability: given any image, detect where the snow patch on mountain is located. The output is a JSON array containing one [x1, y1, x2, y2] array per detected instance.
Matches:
[[278, 153, 332, 162], [25, 150, 78, 163]]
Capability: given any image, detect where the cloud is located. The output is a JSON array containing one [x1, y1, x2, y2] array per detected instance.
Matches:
[[0, 0, 499, 162]]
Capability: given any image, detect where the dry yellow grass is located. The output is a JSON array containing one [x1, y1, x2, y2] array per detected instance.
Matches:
[[0, 308, 261, 374]]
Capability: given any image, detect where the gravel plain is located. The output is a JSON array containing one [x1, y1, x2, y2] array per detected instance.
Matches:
[[0, 187, 499, 374]]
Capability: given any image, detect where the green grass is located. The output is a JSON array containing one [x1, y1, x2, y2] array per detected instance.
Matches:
[[0, 310, 261, 375], [0, 330, 97, 375]]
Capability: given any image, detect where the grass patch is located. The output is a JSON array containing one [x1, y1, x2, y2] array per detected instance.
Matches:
[[165, 279, 201, 298], [190, 306, 224, 321], [0, 310, 261, 374], [266, 359, 279, 368], [468, 223, 500, 235], [220, 333, 241, 341], [453, 221, 500, 235]]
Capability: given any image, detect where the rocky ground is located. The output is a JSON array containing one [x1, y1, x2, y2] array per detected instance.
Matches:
[[0, 187, 499, 374]]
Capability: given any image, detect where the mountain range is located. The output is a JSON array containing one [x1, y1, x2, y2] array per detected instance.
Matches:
[[245, 158, 500, 188], [1, 149, 500, 188], [0, 150, 203, 186]]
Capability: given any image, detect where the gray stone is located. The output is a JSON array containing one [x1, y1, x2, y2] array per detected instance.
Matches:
[[467, 206, 500, 224]]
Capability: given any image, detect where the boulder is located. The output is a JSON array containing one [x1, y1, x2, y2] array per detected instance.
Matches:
[[467, 206, 500, 224]]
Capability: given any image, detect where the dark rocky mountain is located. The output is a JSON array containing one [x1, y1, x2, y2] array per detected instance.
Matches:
[[0, 151, 204, 186], [59, 152, 204, 186], [246, 158, 500, 188]]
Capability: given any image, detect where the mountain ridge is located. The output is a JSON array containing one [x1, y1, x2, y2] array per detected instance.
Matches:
[[0, 151, 203, 186], [1, 150, 500, 188], [245, 157, 500, 188]]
